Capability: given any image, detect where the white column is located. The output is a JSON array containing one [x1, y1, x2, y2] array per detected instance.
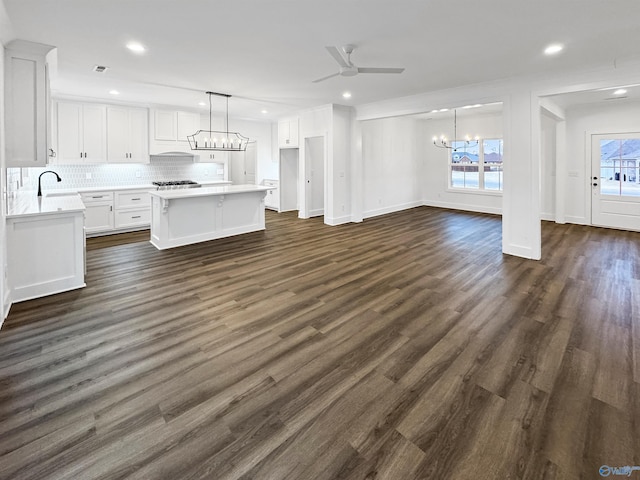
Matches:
[[555, 120, 567, 224], [350, 116, 364, 223], [502, 89, 542, 260]]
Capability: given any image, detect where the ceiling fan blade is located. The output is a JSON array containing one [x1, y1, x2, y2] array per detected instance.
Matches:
[[312, 72, 340, 83], [325, 46, 350, 68], [357, 67, 405, 74]]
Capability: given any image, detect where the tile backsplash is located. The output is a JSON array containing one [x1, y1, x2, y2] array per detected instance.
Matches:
[[7, 157, 225, 194]]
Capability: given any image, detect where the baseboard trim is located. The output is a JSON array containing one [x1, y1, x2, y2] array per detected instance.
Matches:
[[421, 200, 502, 216], [364, 201, 422, 219]]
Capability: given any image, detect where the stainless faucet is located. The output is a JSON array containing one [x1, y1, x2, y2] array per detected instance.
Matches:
[[37, 170, 62, 197]]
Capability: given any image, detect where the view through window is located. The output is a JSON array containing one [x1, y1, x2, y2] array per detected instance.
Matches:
[[450, 138, 503, 191]]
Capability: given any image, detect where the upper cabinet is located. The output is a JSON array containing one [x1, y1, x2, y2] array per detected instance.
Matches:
[[107, 106, 149, 163], [4, 40, 56, 167], [278, 117, 299, 149], [149, 109, 199, 155], [54, 101, 107, 164]]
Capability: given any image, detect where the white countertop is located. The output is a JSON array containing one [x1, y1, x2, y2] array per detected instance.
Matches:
[[6, 192, 86, 218], [149, 184, 274, 200]]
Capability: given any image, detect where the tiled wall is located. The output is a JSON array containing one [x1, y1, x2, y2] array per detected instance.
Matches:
[[7, 157, 225, 193]]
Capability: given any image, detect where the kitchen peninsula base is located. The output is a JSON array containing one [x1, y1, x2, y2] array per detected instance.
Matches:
[[149, 184, 273, 250]]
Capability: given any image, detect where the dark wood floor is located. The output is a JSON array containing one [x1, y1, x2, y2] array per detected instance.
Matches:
[[1, 207, 638, 480]]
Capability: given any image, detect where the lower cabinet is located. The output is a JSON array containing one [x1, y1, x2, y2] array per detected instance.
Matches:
[[81, 189, 152, 236], [263, 179, 279, 211], [81, 192, 114, 234]]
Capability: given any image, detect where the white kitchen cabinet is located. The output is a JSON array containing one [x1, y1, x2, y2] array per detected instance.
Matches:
[[4, 40, 56, 167], [55, 101, 107, 164], [81, 188, 152, 236], [107, 106, 149, 163], [7, 209, 85, 302], [278, 117, 299, 148], [114, 189, 152, 229], [149, 109, 199, 154], [263, 179, 279, 211], [81, 192, 114, 234]]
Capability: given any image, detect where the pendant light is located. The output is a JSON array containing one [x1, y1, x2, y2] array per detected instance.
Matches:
[[188, 91, 249, 152], [432, 109, 479, 151]]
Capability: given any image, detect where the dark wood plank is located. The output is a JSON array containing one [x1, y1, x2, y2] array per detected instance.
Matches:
[[0, 208, 638, 479]]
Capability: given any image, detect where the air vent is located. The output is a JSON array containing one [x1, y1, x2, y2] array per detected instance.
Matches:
[[92, 65, 109, 73]]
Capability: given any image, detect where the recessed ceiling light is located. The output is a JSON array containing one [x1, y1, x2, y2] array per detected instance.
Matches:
[[613, 88, 627, 95], [109, 90, 119, 95], [126, 42, 146, 53], [438, 108, 449, 112], [342, 92, 352, 99], [431, 110, 439, 113], [198, 102, 206, 106], [544, 44, 563, 55], [261, 109, 268, 114]]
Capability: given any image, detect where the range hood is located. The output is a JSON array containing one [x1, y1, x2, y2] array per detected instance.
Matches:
[[149, 150, 195, 159]]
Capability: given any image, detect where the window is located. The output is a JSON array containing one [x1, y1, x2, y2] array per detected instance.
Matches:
[[450, 138, 503, 191]]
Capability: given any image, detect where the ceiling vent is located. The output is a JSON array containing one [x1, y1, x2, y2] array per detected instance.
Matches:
[[92, 65, 109, 73]]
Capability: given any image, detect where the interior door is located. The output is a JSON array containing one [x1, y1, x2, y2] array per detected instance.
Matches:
[[305, 136, 325, 217], [591, 133, 640, 230], [244, 142, 257, 184]]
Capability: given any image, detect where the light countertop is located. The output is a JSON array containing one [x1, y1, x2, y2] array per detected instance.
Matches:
[[149, 184, 274, 200], [6, 192, 86, 218]]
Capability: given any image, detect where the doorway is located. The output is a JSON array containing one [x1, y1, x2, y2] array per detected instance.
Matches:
[[229, 141, 257, 184], [591, 133, 640, 230], [305, 136, 325, 218]]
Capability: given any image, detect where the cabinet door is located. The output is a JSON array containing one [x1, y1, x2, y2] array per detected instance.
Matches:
[[5, 42, 53, 167], [278, 120, 290, 148], [128, 108, 149, 163], [56, 102, 84, 163], [82, 104, 107, 163], [177, 111, 199, 143], [288, 119, 299, 147], [154, 110, 176, 141], [84, 203, 114, 233], [106, 107, 130, 162]]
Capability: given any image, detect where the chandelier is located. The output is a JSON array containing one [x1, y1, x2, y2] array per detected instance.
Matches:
[[432, 109, 479, 151], [188, 91, 249, 152]]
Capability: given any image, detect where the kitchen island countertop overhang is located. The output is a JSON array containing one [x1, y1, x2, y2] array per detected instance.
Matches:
[[149, 184, 275, 250]]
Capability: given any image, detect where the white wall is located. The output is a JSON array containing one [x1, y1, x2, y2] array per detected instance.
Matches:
[[226, 118, 274, 183], [421, 111, 503, 215], [541, 111, 557, 220], [564, 100, 640, 224], [1, 40, 8, 322], [361, 116, 422, 218]]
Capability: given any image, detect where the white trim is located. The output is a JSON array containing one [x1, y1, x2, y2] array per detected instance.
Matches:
[[363, 201, 422, 219], [445, 188, 502, 197], [422, 200, 502, 216], [325, 215, 351, 226], [565, 215, 588, 225], [540, 212, 555, 222], [503, 243, 536, 259]]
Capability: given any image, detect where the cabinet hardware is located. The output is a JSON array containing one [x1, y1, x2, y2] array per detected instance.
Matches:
[[91, 196, 103, 199], [131, 198, 141, 201], [110, 206, 112, 211], [131, 216, 141, 219]]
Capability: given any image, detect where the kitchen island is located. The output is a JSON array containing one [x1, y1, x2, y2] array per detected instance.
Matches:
[[149, 184, 274, 250], [6, 192, 86, 302]]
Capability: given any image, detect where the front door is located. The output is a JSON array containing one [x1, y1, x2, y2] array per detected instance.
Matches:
[[591, 134, 640, 230]]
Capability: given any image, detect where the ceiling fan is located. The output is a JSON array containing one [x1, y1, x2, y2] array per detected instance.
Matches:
[[312, 45, 405, 83]]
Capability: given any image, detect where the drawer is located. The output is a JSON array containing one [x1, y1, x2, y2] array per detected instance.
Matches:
[[80, 191, 114, 203], [115, 190, 151, 209], [114, 208, 151, 229]]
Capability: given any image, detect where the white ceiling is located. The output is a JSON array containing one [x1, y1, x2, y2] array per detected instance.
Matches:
[[4, 0, 640, 120]]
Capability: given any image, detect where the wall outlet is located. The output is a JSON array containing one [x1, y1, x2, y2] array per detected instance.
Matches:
[[85, 172, 92, 180]]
